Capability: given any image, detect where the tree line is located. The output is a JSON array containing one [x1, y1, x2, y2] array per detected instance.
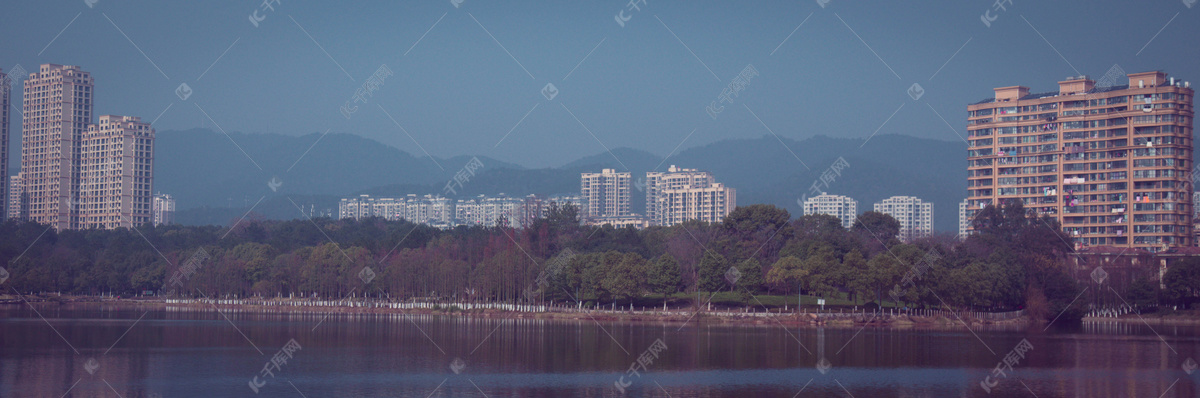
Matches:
[[3, 203, 1197, 321]]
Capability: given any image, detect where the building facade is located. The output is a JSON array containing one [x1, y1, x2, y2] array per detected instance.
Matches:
[[645, 165, 737, 227], [874, 196, 934, 241], [21, 64, 94, 230], [1, 69, 8, 220], [802, 192, 858, 229], [967, 71, 1194, 251], [79, 115, 155, 229], [6, 173, 22, 220], [959, 198, 971, 239], [581, 169, 630, 219], [455, 194, 524, 228], [338, 194, 453, 227], [153, 193, 175, 226]]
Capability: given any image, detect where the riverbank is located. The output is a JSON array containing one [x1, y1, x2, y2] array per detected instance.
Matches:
[[0, 294, 1040, 329]]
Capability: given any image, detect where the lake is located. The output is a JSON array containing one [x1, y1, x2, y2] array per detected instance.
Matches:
[[0, 304, 1196, 397]]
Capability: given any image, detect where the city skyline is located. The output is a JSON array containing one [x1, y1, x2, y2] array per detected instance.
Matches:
[[2, 1, 1198, 170]]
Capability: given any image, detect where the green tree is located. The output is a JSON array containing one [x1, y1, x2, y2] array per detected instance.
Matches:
[[697, 251, 730, 292], [603, 252, 647, 304], [734, 258, 764, 293], [647, 254, 682, 294], [765, 256, 809, 294], [1164, 258, 1200, 306], [852, 211, 901, 243]]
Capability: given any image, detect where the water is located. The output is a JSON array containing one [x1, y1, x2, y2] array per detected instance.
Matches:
[[0, 304, 1196, 397]]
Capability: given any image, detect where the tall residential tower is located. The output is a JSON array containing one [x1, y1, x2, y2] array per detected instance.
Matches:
[[21, 64, 94, 230], [966, 71, 1194, 251]]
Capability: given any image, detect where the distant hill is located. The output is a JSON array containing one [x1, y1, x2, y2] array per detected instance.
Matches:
[[157, 129, 968, 231]]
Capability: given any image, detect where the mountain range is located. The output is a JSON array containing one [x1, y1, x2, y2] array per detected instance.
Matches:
[[149, 129, 969, 231]]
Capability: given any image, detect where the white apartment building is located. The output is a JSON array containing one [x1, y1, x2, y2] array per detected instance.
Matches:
[[581, 169, 630, 218], [456, 194, 524, 228], [874, 195, 934, 242], [153, 193, 175, 226], [645, 165, 736, 227], [803, 193, 858, 228], [338, 194, 452, 226]]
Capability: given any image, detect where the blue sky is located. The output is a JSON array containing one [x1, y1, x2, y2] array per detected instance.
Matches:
[[3, 0, 1198, 168]]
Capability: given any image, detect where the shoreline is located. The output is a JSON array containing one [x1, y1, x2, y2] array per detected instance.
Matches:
[[2, 295, 1034, 329], [10, 295, 1199, 327]]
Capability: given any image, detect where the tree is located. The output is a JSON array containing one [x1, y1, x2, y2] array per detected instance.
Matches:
[[765, 256, 809, 294], [697, 251, 730, 292], [603, 252, 647, 304], [734, 258, 764, 293], [1164, 258, 1200, 306], [647, 254, 682, 294], [852, 211, 901, 243]]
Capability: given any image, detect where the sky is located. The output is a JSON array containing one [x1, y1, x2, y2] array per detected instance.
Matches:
[[2, 0, 1198, 169]]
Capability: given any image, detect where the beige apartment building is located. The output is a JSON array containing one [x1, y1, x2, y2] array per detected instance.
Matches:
[[6, 173, 22, 220], [967, 71, 1194, 251], [581, 168, 631, 218], [1, 69, 8, 219], [21, 64, 94, 230], [79, 116, 155, 229], [646, 165, 736, 227]]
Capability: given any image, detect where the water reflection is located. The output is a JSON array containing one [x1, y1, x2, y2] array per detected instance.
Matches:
[[0, 304, 1195, 397]]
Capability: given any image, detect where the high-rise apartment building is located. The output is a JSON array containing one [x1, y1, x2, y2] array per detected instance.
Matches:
[[646, 165, 736, 227], [803, 192, 858, 229], [581, 169, 630, 218], [21, 64, 94, 230], [967, 71, 1194, 251], [79, 116, 155, 229], [338, 194, 453, 227], [875, 196, 933, 242], [1, 69, 9, 219], [153, 193, 175, 226], [959, 198, 971, 239], [6, 173, 22, 220]]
